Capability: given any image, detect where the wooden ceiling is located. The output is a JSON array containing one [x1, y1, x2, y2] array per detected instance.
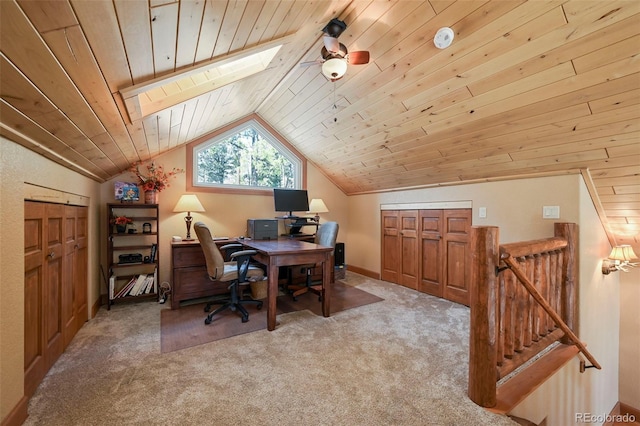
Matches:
[[1, 0, 639, 251]]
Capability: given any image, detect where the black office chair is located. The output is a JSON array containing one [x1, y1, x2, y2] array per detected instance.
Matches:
[[288, 221, 339, 301], [194, 222, 264, 324]]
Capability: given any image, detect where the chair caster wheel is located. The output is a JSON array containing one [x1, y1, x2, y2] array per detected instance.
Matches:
[[257, 302, 263, 310], [242, 316, 249, 323], [204, 317, 212, 325]]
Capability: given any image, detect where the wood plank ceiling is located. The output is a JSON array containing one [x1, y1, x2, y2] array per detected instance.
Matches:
[[1, 0, 639, 252]]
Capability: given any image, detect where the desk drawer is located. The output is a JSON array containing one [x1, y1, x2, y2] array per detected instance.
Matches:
[[174, 266, 224, 293], [172, 245, 206, 268]]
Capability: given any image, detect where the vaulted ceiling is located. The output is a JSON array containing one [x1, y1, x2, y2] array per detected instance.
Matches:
[[1, 0, 639, 251]]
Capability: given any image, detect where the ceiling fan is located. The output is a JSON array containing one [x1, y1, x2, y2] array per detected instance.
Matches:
[[301, 18, 370, 81]]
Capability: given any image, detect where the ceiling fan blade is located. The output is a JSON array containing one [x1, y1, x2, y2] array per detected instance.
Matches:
[[349, 50, 370, 65], [323, 35, 341, 53]]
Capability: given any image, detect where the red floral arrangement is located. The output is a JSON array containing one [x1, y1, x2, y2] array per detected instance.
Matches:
[[111, 215, 133, 225], [129, 162, 184, 192]]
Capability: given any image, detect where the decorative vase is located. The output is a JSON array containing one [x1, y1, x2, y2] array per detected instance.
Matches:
[[144, 190, 158, 204], [115, 224, 127, 234]]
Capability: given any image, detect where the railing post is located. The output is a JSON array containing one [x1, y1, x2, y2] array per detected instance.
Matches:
[[555, 223, 579, 344], [468, 226, 499, 407]]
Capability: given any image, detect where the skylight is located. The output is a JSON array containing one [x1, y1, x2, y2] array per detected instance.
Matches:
[[119, 35, 292, 121]]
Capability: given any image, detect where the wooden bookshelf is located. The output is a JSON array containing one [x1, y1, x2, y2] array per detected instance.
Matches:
[[107, 203, 159, 309]]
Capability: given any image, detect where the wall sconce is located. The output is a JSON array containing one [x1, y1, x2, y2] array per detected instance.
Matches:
[[173, 194, 205, 240], [602, 245, 638, 274], [307, 198, 329, 223]]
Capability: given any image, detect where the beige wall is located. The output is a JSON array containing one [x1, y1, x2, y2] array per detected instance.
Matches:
[[345, 175, 580, 274], [0, 137, 102, 420], [619, 268, 640, 408]]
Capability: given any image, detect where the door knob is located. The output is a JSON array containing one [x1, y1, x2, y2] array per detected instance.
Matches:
[[47, 251, 55, 259]]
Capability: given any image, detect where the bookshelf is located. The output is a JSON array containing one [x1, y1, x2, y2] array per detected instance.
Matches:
[[107, 203, 159, 309]]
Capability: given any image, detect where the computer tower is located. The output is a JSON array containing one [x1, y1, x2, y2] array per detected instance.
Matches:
[[247, 219, 278, 240], [334, 242, 345, 266]]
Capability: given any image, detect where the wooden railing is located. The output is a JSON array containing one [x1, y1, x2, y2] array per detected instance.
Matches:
[[468, 223, 600, 409]]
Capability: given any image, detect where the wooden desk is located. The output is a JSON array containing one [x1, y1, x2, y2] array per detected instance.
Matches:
[[240, 239, 333, 331], [170, 240, 232, 310]]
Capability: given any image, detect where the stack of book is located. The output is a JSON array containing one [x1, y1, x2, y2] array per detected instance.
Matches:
[[113, 274, 155, 298]]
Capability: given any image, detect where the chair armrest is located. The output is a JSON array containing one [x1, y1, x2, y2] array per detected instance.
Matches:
[[220, 243, 243, 251], [229, 249, 257, 259]]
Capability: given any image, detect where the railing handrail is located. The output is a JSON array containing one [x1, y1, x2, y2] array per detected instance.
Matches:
[[499, 237, 567, 258], [500, 253, 601, 370]]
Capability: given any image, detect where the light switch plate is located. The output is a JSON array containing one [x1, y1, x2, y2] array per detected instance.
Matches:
[[478, 207, 487, 218], [543, 206, 560, 219]]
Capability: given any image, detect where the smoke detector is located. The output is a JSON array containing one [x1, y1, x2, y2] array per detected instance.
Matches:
[[434, 27, 454, 49]]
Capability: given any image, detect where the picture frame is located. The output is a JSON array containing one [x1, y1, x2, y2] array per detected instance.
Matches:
[[114, 182, 140, 202]]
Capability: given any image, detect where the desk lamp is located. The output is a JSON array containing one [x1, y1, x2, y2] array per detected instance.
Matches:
[[308, 198, 329, 223], [173, 194, 205, 240]]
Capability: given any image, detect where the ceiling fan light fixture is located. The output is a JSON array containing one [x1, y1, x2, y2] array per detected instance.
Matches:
[[434, 27, 454, 49], [322, 57, 348, 80]]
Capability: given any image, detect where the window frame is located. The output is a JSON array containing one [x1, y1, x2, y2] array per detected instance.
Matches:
[[186, 114, 307, 195]]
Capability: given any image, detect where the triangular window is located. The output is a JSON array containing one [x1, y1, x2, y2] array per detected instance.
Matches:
[[189, 117, 304, 192]]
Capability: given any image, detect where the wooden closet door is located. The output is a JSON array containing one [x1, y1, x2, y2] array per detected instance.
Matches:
[[74, 206, 88, 329], [43, 204, 64, 370], [62, 205, 88, 346], [419, 210, 443, 298], [399, 210, 419, 290], [381, 211, 400, 283], [63, 206, 78, 347], [24, 202, 65, 397], [24, 202, 46, 398], [442, 209, 472, 306]]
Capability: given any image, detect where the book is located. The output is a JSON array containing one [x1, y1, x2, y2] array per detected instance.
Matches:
[[143, 275, 154, 294], [149, 243, 158, 263], [115, 276, 136, 298], [129, 274, 147, 296]]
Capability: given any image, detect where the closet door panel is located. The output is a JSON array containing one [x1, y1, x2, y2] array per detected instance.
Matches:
[[75, 206, 89, 328], [419, 210, 443, 297], [442, 209, 472, 306], [381, 211, 400, 283], [399, 210, 419, 290], [62, 206, 77, 347], [24, 202, 45, 398], [44, 204, 64, 370]]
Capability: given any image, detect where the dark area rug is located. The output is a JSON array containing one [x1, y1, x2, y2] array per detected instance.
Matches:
[[160, 281, 383, 353]]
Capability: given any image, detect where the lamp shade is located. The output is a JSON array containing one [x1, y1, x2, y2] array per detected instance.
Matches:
[[173, 194, 205, 213], [622, 245, 638, 260], [322, 58, 347, 80], [308, 198, 329, 214], [611, 244, 639, 261]]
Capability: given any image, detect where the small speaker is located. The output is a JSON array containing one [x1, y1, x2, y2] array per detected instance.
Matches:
[[334, 242, 345, 266]]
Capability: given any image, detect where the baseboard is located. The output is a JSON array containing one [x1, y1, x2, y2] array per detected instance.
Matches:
[[604, 401, 640, 426], [1, 395, 28, 426], [347, 265, 379, 280], [91, 297, 101, 318]]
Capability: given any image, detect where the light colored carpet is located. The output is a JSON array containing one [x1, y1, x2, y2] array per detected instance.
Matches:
[[24, 272, 516, 426]]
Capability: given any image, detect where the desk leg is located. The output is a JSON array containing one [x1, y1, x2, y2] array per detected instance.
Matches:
[[267, 261, 278, 331], [322, 254, 331, 317]]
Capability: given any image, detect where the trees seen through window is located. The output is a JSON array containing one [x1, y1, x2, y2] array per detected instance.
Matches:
[[193, 120, 302, 190]]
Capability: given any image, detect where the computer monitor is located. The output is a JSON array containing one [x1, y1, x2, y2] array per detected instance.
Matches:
[[273, 188, 309, 218]]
